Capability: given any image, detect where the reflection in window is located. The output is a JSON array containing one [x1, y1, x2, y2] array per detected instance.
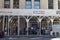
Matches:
[[4, 0, 10, 8], [28, 17, 39, 35], [48, 0, 53, 9], [0, 16, 3, 31], [9, 16, 18, 35], [4, 16, 8, 35], [34, 0, 40, 9], [58, 0, 60, 9], [53, 18, 60, 24], [13, 0, 19, 8], [25, 0, 32, 9], [19, 16, 27, 35]]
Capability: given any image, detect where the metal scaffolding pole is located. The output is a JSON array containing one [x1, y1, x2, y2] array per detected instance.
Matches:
[[3, 16, 4, 32], [18, 16, 20, 36], [8, 16, 9, 36]]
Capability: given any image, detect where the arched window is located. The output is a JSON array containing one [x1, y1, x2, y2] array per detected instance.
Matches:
[[9, 16, 18, 35], [28, 17, 39, 35], [41, 17, 52, 35], [19, 16, 27, 35], [53, 18, 60, 24]]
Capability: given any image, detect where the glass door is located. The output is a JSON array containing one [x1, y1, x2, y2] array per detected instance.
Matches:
[[4, 16, 8, 35], [41, 18, 52, 35], [28, 17, 39, 35], [28, 21, 39, 35], [0, 16, 3, 31], [9, 16, 18, 35], [19, 16, 27, 35]]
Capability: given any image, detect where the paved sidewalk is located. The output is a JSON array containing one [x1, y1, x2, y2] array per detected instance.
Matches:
[[0, 35, 60, 40]]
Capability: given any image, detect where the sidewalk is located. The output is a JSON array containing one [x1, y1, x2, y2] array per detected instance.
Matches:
[[0, 35, 60, 40]]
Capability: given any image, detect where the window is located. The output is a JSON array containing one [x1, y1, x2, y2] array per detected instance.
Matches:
[[9, 16, 18, 35], [25, 0, 32, 9], [58, 0, 60, 9], [13, 0, 19, 8], [4, 0, 10, 8], [34, 0, 40, 9], [48, 0, 53, 9]]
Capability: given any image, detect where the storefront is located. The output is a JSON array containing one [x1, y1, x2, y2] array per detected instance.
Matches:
[[0, 9, 60, 36]]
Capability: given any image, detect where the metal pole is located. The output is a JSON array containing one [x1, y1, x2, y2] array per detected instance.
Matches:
[[38, 19, 41, 36], [40, 21, 41, 36], [8, 16, 9, 36], [52, 21, 53, 31], [18, 16, 20, 36], [51, 19, 53, 31], [27, 20, 29, 36], [3, 16, 4, 32], [47, 21, 49, 34]]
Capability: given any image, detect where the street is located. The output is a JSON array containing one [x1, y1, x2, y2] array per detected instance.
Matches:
[[0, 36, 60, 40]]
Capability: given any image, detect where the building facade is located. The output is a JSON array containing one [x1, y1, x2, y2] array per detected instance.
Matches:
[[0, 0, 60, 36], [0, 0, 59, 9]]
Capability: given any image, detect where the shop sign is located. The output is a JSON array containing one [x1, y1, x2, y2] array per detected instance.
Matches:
[[33, 10, 45, 14], [0, 11, 12, 13]]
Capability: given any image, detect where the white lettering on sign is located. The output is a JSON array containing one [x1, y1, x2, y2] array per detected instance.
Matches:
[[33, 10, 45, 14], [0, 11, 12, 13]]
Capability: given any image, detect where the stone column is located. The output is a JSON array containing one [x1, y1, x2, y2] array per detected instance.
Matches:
[[26, 19, 29, 36], [10, 0, 13, 8], [50, 19, 54, 30], [47, 20, 50, 30], [20, 0, 25, 9], [37, 18, 42, 36], [18, 16, 20, 36], [0, 0, 4, 8], [40, 0, 48, 9], [53, 0, 58, 9], [32, 0, 34, 9]]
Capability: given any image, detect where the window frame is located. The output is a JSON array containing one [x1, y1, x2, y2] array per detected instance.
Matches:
[[48, 0, 53, 9], [34, 0, 40, 9], [13, 0, 19, 8], [4, 0, 10, 8], [58, 0, 60, 9], [25, 0, 32, 9]]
